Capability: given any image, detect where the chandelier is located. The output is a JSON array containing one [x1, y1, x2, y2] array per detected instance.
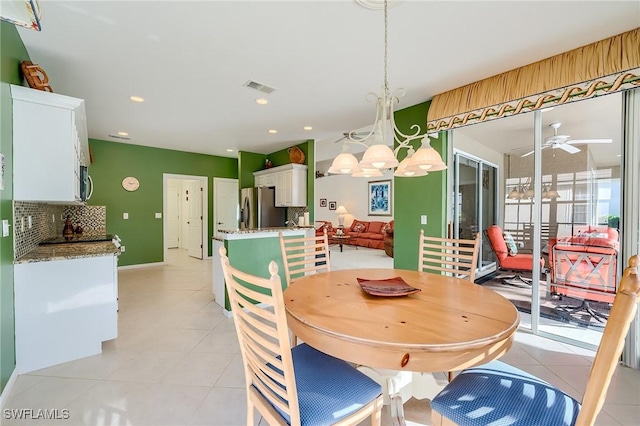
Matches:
[[507, 178, 560, 200], [328, 0, 446, 178]]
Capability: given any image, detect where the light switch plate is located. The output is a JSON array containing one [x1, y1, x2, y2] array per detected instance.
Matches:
[[421, 215, 427, 225], [2, 220, 9, 237], [155, 213, 162, 219], [28, 215, 32, 228], [123, 213, 129, 219]]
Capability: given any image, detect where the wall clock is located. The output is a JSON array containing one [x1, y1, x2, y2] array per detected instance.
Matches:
[[122, 176, 140, 192]]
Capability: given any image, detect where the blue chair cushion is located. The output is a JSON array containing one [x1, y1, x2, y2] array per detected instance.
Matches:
[[265, 343, 382, 425], [431, 360, 581, 426]]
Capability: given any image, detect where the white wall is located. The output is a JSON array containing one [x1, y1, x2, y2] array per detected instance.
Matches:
[[314, 170, 394, 225]]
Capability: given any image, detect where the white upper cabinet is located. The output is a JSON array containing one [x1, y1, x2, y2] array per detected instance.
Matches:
[[11, 85, 89, 204], [254, 163, 307, 207]]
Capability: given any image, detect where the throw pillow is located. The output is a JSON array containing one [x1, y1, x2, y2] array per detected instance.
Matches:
[[353, 221, 366, 233], [503, 232, 518, 256]]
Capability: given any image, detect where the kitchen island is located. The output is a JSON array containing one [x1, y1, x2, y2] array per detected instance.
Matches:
[[14, 241, 120, 373], [212, 227, 314, 316]]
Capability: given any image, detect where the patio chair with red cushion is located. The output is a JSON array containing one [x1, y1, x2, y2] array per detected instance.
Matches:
[[485, 225, 545, 285]]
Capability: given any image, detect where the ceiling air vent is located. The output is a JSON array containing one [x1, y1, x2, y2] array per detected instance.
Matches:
[[108, 133, 131, 140], [243, 80, 277, 94]]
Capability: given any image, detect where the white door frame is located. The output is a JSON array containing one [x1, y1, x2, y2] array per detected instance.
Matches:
[[163, 173, 208, 262]]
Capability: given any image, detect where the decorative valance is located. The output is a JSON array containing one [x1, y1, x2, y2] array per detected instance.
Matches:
[[426, 28, 640, 132]]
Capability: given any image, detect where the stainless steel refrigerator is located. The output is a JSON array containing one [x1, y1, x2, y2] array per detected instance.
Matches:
[[239, 187, 286, 229]]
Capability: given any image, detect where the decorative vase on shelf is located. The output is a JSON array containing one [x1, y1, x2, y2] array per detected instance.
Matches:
[[62, 217, 74, 240]]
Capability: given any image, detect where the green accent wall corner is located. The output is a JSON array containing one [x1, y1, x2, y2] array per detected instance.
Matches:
[[392, 101, 448, 270], [88, 139, 237, 266]]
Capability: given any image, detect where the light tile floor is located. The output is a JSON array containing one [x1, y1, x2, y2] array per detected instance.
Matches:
[[3, 247, 639, 425]]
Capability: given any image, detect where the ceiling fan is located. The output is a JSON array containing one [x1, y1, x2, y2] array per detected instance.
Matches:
[[521, 122, 612, 157], [332, 131, 371, 144]]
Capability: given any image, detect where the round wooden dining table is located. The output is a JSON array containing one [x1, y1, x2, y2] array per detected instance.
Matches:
[[284, 268, 520, 373]]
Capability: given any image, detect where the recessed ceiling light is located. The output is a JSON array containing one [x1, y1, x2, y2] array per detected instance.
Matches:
[[130, 96, 144, 102], [268, 129, 278, 134], [541, 107, 554, 112], [256, 98, 268, 105], [303, 126, 313, 131], [226, 149, 234, 152], [117, 131, 129, 136]]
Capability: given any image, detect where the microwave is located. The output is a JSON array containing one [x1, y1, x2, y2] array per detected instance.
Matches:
[[80, 166, 93, 202]]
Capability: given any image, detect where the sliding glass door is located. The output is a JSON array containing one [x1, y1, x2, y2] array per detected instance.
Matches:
[[452, 152, 498, 272], [454, 92, 624, 351]]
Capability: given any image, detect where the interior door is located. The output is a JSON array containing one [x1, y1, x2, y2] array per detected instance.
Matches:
[[214, 178, 238, 236], [187, 181, 203, 259], [167, 183, 180, 248]]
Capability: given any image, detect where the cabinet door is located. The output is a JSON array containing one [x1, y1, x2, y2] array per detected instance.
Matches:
[[281, 170, 293, 206], [275, 172, 286, 207], [12, 87, 86, 203], [290, 168, 307, 207]]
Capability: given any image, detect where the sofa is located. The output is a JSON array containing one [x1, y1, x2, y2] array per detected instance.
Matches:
[[316, 219, 394, 251], [549, 226, 619, 311]]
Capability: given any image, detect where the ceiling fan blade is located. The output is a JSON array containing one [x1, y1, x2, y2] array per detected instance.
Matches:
[[566, 138, 613, 145], [520, 145, 550, 158], [556, 143, 581, 154], [333, 131, 370, 143]]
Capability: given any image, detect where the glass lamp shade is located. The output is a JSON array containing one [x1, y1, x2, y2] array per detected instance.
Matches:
[[545, 189, 560, 199], [359, 144, 399, 169], [394, 154, 428, 177], [507, 189, 521, 199], [328, 152, 360, 174], [352, 168, 383, 177], [406, 136, 446, 171]]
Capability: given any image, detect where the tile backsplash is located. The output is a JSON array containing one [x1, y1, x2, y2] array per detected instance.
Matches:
[[287, 207, 308, 227], [13, 202, 106, 259]]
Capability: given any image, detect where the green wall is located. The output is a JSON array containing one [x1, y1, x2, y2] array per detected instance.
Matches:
[[0, 21, 30, 394], [88, 139, 237, 266], [393, 101, 448, 270], [238, 151, 266, 189]]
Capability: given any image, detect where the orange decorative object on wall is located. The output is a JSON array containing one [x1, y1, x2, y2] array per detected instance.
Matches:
[[20, 61, 53, 92]]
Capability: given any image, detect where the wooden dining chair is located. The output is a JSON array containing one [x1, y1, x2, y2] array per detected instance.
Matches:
[[279, 230, 331, 346], [431, 254, 640, 426], [419, 229, 481, 381], [279, 229, 331, 287], [419, 230, 481, 282], [219, 247, 383, 426]]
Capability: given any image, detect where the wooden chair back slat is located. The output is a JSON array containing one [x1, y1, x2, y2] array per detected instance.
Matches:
[[280, 230, 331, 286], [419, 230, 481, 282]]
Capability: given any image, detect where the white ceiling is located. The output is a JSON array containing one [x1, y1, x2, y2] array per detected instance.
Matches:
[[16, 1, 639, 160]]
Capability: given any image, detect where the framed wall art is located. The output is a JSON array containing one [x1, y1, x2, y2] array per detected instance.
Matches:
[[328, 201, 337, 210], [320, 198, 327, 207], [368, 180, 392, 216]]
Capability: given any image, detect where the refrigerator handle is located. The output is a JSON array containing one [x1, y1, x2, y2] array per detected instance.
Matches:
[[256, 187, 262, 228]]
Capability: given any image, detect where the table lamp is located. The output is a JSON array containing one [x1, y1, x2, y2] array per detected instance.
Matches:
[[336, 205, 348, 227]]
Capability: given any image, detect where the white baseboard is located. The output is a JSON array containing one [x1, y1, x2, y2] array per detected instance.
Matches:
[[0, 368, 18, 411], [118, 262, 165, 270]]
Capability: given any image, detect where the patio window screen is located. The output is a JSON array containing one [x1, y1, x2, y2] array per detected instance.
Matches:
[[426, 28, 639, 132]]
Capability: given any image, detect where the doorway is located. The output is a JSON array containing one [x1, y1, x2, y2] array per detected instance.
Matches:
[[163, 174, 208, 262]]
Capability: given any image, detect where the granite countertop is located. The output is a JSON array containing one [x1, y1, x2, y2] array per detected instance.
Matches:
[[217, 226, 315, 235], [15, 241, 120, 264]]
